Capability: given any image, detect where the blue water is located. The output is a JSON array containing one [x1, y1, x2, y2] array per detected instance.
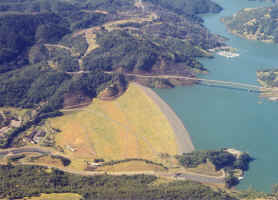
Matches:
[[155, 0, 278, 192]]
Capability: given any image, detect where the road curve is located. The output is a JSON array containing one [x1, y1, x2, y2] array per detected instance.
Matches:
[[0, 146, 225, 184], [18, 162, 225, 184], [0, 147, 51, 156], [136, 83, 195, 154]]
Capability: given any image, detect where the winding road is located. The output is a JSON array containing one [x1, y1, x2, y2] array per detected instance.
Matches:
[[0, 146, 51, 156], [0, 79, 226, 185], [0, 146, 225, 184]]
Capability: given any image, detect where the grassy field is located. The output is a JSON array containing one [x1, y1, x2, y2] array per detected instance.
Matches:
[[185, 161, 224, 177], [16, 193, 82, 200], [48, 83, 179, 170], [95, 160, 166, 172], [26, 154, 64, 168]]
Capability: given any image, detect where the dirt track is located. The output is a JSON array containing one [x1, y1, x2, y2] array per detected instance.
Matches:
[[136, 83, 195, 154]]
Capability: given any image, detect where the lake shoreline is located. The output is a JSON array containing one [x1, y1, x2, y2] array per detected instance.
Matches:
[[155, 0, 278, 192]]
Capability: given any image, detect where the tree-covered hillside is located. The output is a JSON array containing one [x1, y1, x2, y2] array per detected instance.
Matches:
[[222, 6, 278, 43], [0, 0, 225, 111], [144, 0, 222, 16], [257, 69, 278, 87], [0, 64, 117, 111], [0, 164, 237, 200], [0, 13, 69, 73]]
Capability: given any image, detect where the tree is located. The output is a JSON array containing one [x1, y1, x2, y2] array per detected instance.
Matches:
[[272, 184, 278, 197], [225, 175, 239, 188]]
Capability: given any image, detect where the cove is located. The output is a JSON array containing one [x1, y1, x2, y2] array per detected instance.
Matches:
[[155, 0, 277, 192]]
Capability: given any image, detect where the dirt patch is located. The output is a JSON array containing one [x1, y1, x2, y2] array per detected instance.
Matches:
[[63, 91, 91, 109], [98, 83, 126, 101]]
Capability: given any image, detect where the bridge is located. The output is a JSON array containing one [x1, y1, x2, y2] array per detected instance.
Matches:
[[123, 73, 269, 93], [66, 71, 270, 93]]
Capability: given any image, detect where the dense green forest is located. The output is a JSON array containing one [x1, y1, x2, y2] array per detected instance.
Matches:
[[222, 5, 278, 43], [0, 164, 236, 199], [0, 0, 225, 110], [144, 0, 222, 16], [0, 0, 223, 73], [176, 150, 252, 171], [83, 30, 206, 73], [0, 12, 69, 73], [0, 64, 116, 110], [176, 149, 253, 188]]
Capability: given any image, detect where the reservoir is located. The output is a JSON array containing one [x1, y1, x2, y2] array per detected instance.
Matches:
[[155, 0, 277, 192]]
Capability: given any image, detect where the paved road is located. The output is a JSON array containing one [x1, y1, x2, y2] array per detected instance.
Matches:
[[0, 146, 225, 184], [0, 147, 51, 156], [174, 173, 225, 184]]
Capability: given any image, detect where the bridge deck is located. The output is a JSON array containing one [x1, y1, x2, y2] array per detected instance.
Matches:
[[124, 73, 265, 91], [67, 71, 270, 92]]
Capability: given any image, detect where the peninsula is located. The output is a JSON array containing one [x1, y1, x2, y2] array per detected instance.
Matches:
[[257, 69, 278, 101], [222, 6, 278, 43]]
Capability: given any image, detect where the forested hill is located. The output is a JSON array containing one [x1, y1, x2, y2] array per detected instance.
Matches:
[[257, 69, 278, 87], [222, 5, 278, 43], [0, 0, 225, 112], [144, 0, 222, 16]]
